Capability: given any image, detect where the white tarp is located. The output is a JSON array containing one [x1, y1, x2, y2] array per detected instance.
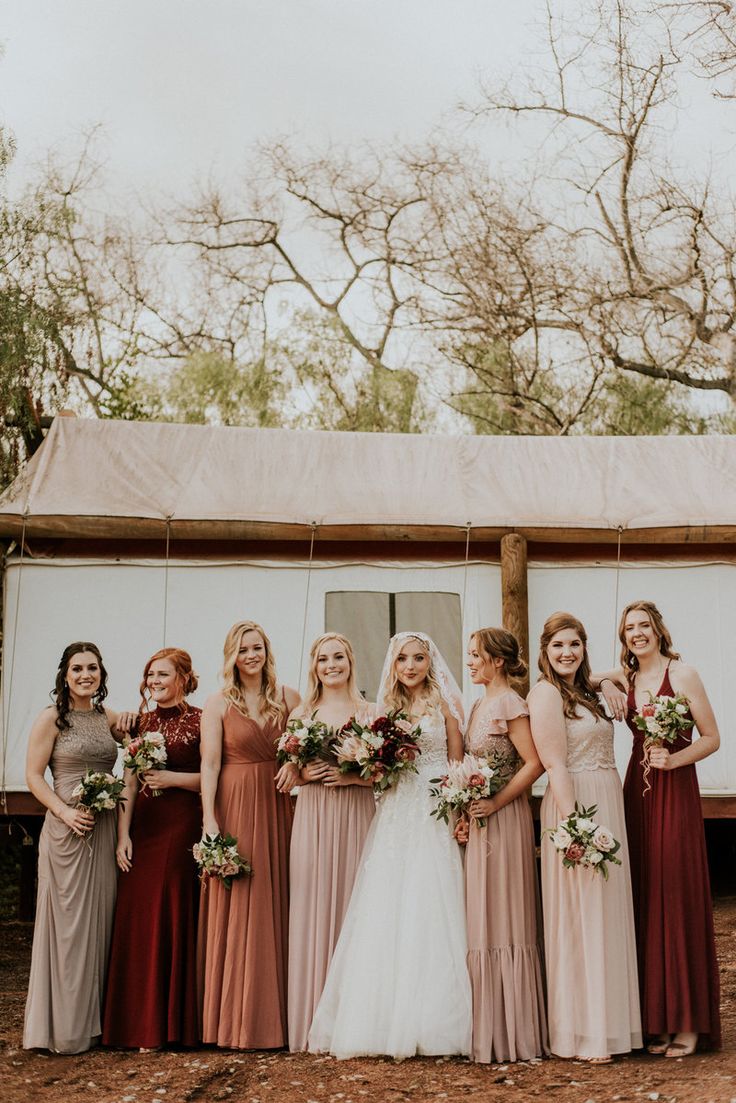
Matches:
[[1, 556, 732, 795], [1, 418, 735, 535]]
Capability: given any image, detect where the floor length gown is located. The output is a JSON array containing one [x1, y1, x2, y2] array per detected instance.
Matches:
[[308, 709, 472, 1059], [540, 706, 642, 1059], [288, 779, 375, 1051], [464, 691, 548, 1062], [198, 703, 293, 1049], [23, 708, 118, 1053], [623, 666, 721, 1047], [103, 704, 202, 1048]]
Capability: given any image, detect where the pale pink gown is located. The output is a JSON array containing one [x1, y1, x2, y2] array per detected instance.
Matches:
[[464, 690, 548, 1062]]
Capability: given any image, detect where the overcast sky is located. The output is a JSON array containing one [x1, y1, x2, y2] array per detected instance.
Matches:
[[0, 0, 544, 201]]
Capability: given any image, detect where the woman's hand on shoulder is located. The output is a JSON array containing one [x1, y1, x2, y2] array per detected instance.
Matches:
[[114, 710, 138, 737], [599, 676, 628, 722]]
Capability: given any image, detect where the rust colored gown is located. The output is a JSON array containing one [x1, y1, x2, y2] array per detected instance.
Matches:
[[198, 703, 293, 1049], [624, 666, 721, 1048]]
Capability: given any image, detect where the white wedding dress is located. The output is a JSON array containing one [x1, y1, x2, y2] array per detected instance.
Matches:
[[307, 708, 472, 1058]]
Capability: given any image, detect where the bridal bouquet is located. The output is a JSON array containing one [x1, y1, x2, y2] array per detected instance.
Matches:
[[429, 750, 516, 828], [633, 692, 693, 793], [276, 713, 331, 768], [332, 710, 421, 792], [122, 729, 168, 796], [545, 803, 621, 880], [193, 832, 252, 890]]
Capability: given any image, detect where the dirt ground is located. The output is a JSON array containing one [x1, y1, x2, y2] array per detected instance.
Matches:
[[1, 899, 735, 1103]]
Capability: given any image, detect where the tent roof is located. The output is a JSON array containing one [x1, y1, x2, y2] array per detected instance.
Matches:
[[0, 417, 734, 543]]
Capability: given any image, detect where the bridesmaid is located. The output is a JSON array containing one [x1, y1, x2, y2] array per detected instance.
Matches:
[[460, 627, 547, 1063], [103, 647, 202, 1050], [198, 620, 300, 1049], [288, 633, 375, 1051], [528, 613, 641, 1063], [600, 601, 720, 1057], [24, 641, 124, 1053]]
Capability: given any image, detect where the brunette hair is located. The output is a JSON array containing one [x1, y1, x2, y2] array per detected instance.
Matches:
[[471, 627, 527, 680], [537, 612, 606, 720], [302, 634, 363, 713], [618, 600, 681, 672], [52, 641, 108, 732], [139, 647, 198, 713], [382, 634, 443, 715], [222, 620, 284, 724]]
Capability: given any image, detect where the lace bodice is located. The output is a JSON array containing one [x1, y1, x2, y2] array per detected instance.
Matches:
[[413, 709, 450, 771], [465, 690, 527, 765], [565, 708, 616, 773]]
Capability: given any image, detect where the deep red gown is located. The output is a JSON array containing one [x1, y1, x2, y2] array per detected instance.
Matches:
[[102, 704, 202, 1048], [623, 667, 720, 1048]]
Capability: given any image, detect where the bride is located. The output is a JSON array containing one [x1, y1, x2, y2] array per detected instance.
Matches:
[[308, 631, 472, 1059]]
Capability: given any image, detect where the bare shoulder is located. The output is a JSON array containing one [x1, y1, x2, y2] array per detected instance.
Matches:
[[669, 661, 703, 694], [528, 679, 561, 706], [283, 685, 301, 712], [32, 705, 59, 735], [203, 690, 227, 715]]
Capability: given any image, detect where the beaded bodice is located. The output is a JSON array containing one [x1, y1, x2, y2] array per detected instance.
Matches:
[[50, 708, 118, 804], [465, 690, 526, 769], [565, 708, 616, 773]]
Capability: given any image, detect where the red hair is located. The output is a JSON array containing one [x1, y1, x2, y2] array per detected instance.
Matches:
[[139, 647, 199, 713]]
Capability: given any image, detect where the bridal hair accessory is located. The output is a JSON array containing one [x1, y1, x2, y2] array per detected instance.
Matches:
[[376, 631, 465, 733]]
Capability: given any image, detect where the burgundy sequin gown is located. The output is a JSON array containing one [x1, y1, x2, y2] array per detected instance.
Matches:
[[623, 666, 720, 1047], [102, 704, 202, 1048]]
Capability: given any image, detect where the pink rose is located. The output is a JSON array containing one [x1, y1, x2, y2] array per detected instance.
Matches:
[[394, 719, 414, 735], [641, 703, 656, 717], [564, 842, 585, 863], [468, 773, 486, 789], [285, 736, 301, 754]]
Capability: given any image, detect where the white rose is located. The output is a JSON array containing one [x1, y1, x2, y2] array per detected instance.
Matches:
[[587, 850, 604, 865], [592, 826, 615, 852], [552, 826, 572, 849], [675, 703, 688, 715], [576, 817, 596, 834]]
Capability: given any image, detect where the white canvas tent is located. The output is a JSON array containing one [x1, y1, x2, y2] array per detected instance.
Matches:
[[1, 418, 734, 810]]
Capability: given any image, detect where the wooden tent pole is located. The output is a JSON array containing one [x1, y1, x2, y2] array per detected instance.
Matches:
[[501, 532, 530, 695]]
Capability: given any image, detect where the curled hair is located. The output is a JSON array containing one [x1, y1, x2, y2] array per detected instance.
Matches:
[[222, 620, 284, 724], [471, 627, 527, 680], [537, 612, 606, 720], [302, 634, 363, 714], [618, 600, 681, 673], [53, 641, 108, 732], [383, 634, 443, 716], [139, 647, 198, 713]]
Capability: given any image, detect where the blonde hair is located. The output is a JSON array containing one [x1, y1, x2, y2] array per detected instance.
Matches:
[[537, 612, 606, 721], [222, 620, 284, 724], [382, 634, 443, 715], [618, 600, 681, 673], [471, 627, 527, 680], [302, 633, 363, 713]]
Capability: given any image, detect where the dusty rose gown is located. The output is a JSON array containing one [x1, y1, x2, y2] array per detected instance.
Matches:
[[197, 703, 293, 1049], [464, 690, 548, 1062], [540, 704, 642, 1058], [287, 774, 375, 1051]]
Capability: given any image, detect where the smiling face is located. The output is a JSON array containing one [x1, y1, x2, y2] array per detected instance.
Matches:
[[235, 629, 267, 681], [146, 656, 182, 707], [466, 635, 502, 685], [65, 651, 102, 705], [545, 628, 584, 683], [623, 607, 660, 663], [315, 637, 351, 689], [394, 638, 431, 692]]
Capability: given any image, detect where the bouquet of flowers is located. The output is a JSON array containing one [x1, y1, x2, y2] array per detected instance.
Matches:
[[633, 692, 694, 794], [122, 729, 168, 796], [193, 833, 252, 890], [71, 769, 125, 847], [545, 803, 621, 880], [429, 750, 516, 828], [276, 713, 331, 768], [332, 709, 421, 792]]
